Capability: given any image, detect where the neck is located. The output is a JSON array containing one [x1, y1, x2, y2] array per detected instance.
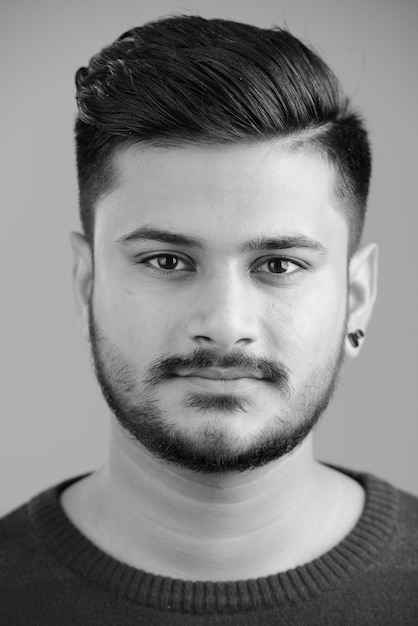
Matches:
[[62, 421, 364, 581]]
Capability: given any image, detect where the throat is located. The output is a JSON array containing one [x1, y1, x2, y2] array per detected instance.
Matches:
[[60, 444, 365, 582]]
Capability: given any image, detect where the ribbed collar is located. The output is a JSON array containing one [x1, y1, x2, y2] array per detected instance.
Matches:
[[28, 468, 398, 613]]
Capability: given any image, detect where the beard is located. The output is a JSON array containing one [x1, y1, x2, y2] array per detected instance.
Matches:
[[88, 302, 346, 474]]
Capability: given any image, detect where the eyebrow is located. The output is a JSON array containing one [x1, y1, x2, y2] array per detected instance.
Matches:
[[116, 226, 326, 254], [116, 227, 204, 249], [240, 235, 326, 254]]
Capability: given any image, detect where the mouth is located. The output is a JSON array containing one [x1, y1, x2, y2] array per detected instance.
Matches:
[[176, 367, 264, 381], [172, 368, 265, 394]]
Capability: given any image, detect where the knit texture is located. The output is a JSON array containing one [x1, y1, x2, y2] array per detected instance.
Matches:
[[1, 468, 417, 625]]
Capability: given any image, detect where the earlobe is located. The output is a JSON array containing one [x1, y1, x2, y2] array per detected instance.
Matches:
[[346, 242, 378, 358], [70, 232, 93, 340]]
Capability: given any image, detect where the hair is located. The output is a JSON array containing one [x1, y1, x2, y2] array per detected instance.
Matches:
[[75, 15, 372, 255]]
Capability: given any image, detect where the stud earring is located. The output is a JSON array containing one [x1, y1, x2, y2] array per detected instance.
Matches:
[[348, 329, 364, 348]]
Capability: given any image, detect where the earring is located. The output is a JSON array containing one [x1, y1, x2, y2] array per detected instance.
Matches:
[[348, 329, 364, 348]]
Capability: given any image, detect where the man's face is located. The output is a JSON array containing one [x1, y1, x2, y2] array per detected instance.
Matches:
[[87, 142, 350, 473]]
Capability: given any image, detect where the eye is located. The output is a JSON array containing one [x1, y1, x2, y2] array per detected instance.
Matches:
[[266, 258, 297, 274], [149, 254, 182, 270], [253, 257, 304, 276], [136, 253, 193, 274]]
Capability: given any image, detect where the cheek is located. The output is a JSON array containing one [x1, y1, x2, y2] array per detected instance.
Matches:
[[264, 282, 347, 361], [298, 288, 348, 361], [94, 278, 183, 357]]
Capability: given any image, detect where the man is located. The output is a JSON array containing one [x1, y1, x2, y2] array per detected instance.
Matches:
[[1, 14, 417, 625]]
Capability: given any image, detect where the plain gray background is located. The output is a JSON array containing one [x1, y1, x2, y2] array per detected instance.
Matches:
[[0, 0, 417, 516]]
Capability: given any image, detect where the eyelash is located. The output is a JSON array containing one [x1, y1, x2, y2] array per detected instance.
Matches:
[[135, 253, 307, 281]]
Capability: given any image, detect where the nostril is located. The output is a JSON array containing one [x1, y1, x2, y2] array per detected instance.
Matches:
[[237, 337, 254, 347], [195, 335, 214, 344]]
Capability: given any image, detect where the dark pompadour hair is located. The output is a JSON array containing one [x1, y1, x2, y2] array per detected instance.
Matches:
[[75, 15, 371, 254]]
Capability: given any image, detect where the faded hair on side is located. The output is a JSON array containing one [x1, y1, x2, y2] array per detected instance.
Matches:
[[75, 15, 371, 254]]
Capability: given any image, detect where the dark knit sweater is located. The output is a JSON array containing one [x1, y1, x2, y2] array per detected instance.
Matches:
[[1, 469, 417, 625]]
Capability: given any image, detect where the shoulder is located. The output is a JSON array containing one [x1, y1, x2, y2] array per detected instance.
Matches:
[[390, 485, 418, 560], [330, 465, 418, 568], [354, 471, 418, 578], [397, 486, 418, 519], [372, 477, 418, 542], [0, 501, 34, 565], [0, 497, 56, 605], [0, 477, 84, 586]]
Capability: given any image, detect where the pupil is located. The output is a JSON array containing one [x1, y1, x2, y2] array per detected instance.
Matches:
[[159, 255, 178, 269], [268, 259, 287, 273]]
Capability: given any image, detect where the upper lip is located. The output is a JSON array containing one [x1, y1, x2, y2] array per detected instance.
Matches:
[[177, 367, 263, 380]]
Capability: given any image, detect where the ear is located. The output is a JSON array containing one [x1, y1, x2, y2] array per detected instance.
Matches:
[[70, 232, 93, 341], [345, 242, 378, 358]]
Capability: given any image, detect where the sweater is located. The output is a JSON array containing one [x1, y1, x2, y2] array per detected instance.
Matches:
[[0, 469, 417, 625]]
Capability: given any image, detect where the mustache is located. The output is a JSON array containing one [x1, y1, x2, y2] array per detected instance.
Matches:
[[143, 348, 291, 394]]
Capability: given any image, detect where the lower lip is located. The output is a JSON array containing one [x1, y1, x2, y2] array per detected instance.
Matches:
[[176, 376, 263, 393]]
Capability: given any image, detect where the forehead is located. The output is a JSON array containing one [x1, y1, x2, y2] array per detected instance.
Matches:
[[95, 141, 348, 253]]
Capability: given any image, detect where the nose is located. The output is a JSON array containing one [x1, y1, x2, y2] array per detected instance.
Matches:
[[185, 271, 259, 351]]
